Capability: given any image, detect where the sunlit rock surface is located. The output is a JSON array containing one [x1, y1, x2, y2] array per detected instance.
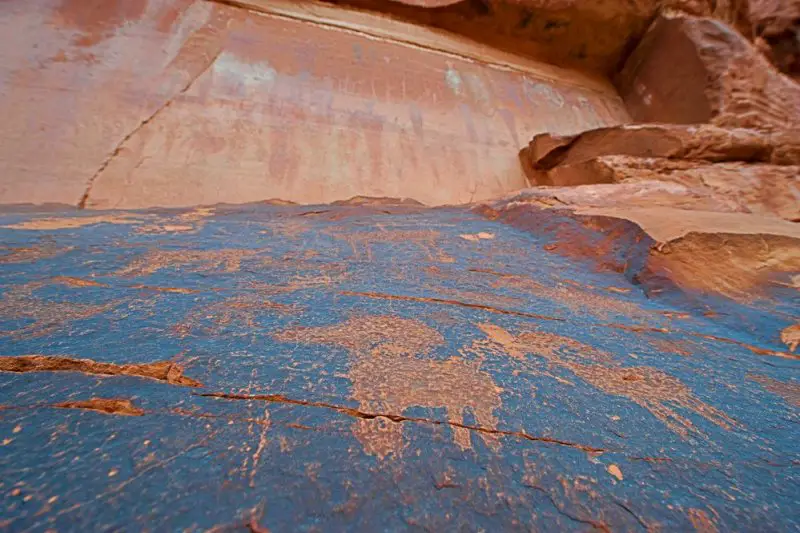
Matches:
[[0, 202, 797, 531], [0, 0, 629, 208], [616, 11, 800, 131]]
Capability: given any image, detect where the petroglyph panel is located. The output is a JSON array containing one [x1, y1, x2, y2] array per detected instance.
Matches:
[[275, 315, 502, 457], [0, 203, 796, 530], [0, 0, 629, 207]]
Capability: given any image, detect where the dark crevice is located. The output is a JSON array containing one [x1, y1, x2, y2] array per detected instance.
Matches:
[[196, 391, 609, 453], [531, 134, 583, 170], [613, 499, 650, 531], [525, 481, 611, 531], [338, 290, 566, 322]]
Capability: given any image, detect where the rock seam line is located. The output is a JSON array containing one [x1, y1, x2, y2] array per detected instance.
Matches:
[[76, 47, 225, 209], [196, 391, 609, 453], [339, 290, 797, 359], [204, 0, 613, 93]]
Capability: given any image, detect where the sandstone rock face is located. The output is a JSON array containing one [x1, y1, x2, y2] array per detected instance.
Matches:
[[616, 12, 800, 131], [0, 0, 629, 208], [519, 123, 800, 221], [522, 123, 800, 170], [335, 0, 664, 73], [522, 158, 800, 221], [749, 0, 800, 79], [348, 0, 756, 74]]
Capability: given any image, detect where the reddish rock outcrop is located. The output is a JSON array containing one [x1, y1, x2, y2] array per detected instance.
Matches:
[[482, 189, 800, 303], [522, 123, 800, 170], [0, 0, 630, 208], [513, 6, 800, 304], [518, 123, 800, 221], [643, 230, 800, 301], [616, 12, 800, 131], [749, 0, 800, 79], [518, 159, 800, 220]]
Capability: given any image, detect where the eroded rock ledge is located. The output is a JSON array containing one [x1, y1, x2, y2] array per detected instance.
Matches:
[[511, 9, 799, 316]]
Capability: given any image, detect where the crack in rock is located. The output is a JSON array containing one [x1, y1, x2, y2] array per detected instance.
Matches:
[[525, 481, 611, 532], [77, 15, 228, 209], [197, 391, 608, 453], [338, 290, 566, 322]]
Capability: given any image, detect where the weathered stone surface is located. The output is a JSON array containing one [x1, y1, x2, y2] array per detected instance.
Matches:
[[1, 203, 798, 530], [336, 0, 662, 73], [617, 12, 800, 131], [0, 0, 629, 208], [522, 124, 800, 172], [750, 0, 800, 79], [519, 155, 800, 220], [642, 229, 800, 301], [490, 185, 800, 238], [480, 192, 800, 344], [0, 0, 798, 530], [344, 0, 754, 73]]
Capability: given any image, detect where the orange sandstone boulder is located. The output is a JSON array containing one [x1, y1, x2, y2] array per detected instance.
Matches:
[[518, 123, 800, 223], [521, 124, 800, 172], [749, 0, 800, 79], [616, 12, 800, 131]]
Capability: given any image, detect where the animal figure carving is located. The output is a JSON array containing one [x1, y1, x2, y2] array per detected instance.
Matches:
[[175, 294, 295, 336], [274, 315, 502, 457], [564, 363, 737, 437], [331, 228, 453, 263], [0, 279, 119, 339], [478, 323, 738, 438], [117, 248, 261, 276]]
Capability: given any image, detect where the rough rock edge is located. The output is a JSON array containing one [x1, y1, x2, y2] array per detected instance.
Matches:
[[0, 355, 203, 387], [54, 398, 145, 416], [521, 124, 800, 171], [476, 197, 800, 328], [616, 11, 800, 131]]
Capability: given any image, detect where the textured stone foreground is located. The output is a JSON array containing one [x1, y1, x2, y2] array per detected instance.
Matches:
[[0, 203, 797, 531]]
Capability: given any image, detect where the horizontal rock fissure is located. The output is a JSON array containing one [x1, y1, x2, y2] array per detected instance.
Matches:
[[204, 0, 573, 82], [338, 290, 567, 322], [694, 333, 800, 361], [598, 324, 798, 360], [197, 391, 608, 452], [340, 291, 795, 358]]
